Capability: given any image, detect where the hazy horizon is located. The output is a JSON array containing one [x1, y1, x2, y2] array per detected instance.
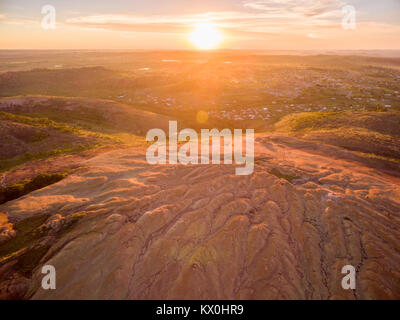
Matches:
[[1, 49, 400, 57]]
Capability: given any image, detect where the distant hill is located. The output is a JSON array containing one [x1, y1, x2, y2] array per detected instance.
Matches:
[[0, 96, 171, 135], [0, 67, 170, 98]]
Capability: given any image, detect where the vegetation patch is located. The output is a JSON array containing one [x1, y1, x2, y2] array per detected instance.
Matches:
[[0, 110, 146, 172], [275, 112, 341, 132], [0, 214, 49, 259], [0, 212, 85, 278], [0, 172, 67, 205], [14, 245, 51, 276], [0, 111, 78, 134], [0, 213, 54, 278], [268, 168, 299, 183], [0, 144, 95, 172], [56, 213, 85, 238]]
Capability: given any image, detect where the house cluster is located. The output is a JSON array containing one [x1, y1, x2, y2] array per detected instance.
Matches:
[[110, 65, 399, 115], [134, 94, 178, 108], [209, 103, 349, 121]]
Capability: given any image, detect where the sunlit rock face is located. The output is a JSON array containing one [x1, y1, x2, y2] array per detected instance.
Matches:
[[1, 135, 400, 300]]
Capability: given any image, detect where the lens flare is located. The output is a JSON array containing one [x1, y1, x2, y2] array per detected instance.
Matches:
[[189, 22, 224, 50]]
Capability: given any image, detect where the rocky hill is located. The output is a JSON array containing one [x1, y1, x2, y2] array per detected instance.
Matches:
[[1, 134, 399, 299]]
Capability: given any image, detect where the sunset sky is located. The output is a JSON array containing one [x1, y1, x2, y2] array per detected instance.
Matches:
[[1, 0, 400, 50]]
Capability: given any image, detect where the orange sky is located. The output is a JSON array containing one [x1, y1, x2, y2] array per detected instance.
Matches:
[[1, 0, 400, 50]]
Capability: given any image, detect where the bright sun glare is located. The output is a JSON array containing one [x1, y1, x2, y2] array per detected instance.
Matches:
[[189, 22, 224, 50]]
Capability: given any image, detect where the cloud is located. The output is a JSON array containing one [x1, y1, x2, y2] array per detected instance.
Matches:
[[65, 9, 342, 36], [66, 12, 249, 34], [244, 0, 345, 17], [66, 15, 188, 33], [66, 14, 196, 33], [0, 12, 41, 26], [0, 17, 39, 26], [62, 1, 400, 46], [63, 0, 349, 36]]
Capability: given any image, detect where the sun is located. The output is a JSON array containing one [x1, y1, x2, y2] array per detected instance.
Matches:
[[189, 22, 224, 50]]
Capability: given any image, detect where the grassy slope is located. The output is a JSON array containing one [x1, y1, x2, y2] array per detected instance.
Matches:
[[0, 95, 166, 197], [274, 111, 400, 171]]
